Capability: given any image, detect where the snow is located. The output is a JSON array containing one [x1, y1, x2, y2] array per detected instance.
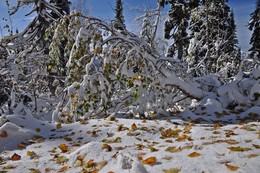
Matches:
[[1, 110, 260, 173]]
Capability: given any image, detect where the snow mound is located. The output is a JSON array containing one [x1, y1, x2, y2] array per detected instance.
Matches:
[[68, 142, 148, 173], [241, 106, 260, 117], [68, 142, 104, 166], [0, 122, 33, 152]]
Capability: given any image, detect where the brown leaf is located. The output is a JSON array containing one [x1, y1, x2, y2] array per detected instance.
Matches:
[[187, 152, 201, 157], [56, 123, 62, 129], [102, 144, 112, 152], [225, 163, 239, 171], [142, 157, 157, 165], [0, 130, 8, 137], [248, 154, 259, 158], [35, 128, 41, 132], [17, 143, 26, 149], [63, 136, 73, 142], [163, 167, 181, 173], [11, 153, 21, 161], [252, 144, 260, 149], [58, 144, 69, 153]]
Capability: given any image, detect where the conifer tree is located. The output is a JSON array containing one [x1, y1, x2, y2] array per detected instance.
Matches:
[[114, 0, 126, 30], [248, 0, 260, 59], [162, 0, 190, 60]]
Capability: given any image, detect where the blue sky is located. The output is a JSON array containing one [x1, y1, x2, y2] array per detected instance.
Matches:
[[0, 0, 257, 51]]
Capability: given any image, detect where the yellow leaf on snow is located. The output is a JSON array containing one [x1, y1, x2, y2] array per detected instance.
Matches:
[[163, 167, 181, 173], [29, 168, 41, 173], [56, 123, 62, 129], [35, 128, 41, 132], [142, 157, 157, 165], [17, 143, 26, 149], [225, 163, 239, 171], [96, 161, 108, 170], [187, 152, 201, 157], [165, 146, 182, 153], [161, 129, 180, 138], [131, 123, 137, 131], [58, 144, 69, 153], [27, 151, 36, 156], [228, 146, 251, 152]]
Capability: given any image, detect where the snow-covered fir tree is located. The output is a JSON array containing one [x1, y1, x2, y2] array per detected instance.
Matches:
[[160, 0, 190, 60], [248, 0, 260, 60], [114, 0, 126, 30], [187, 0, 240, 77]]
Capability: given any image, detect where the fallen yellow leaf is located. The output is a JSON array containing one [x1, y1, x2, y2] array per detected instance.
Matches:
[[56, 123, 62, 129], [165, 146, 182, 153], [228, 146, 251, 152], [131, 123, 137, 131], [27, 151, 36, 156], [29, 168, 41, 173], [163, 167, 181, 173]]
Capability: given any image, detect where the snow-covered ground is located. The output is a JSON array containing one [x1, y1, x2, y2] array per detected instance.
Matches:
[[1, 108, 260, 173]]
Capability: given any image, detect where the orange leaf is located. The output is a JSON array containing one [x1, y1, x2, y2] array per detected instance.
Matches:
[[59, 165, 69, 172], [142, 156, 157, 165], [58, 144, 69, 153], [176, 134, 188, 141], [225, 163, 239, 171], [187, 152, 201, 157], [0, 130, 8, 137], [11, 153, 21, 161], [131, 123, 137, 131], [87, 159, 95, 167]]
